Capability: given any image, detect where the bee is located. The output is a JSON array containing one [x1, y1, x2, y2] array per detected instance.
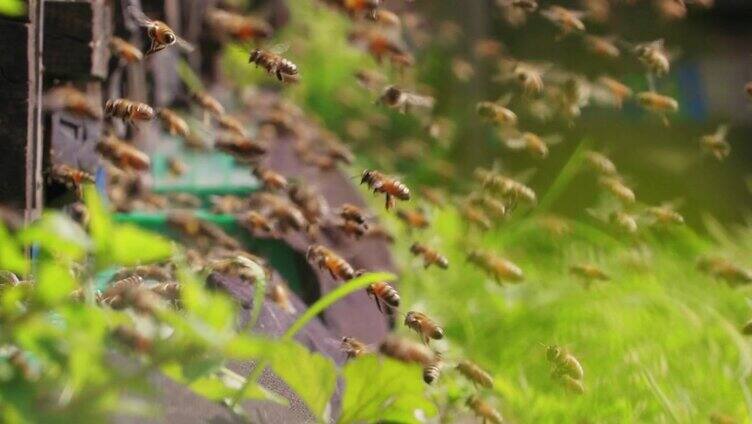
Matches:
[[697, 257, 752, 285], [597, 76, 633, 108], [360, 169, 411, 210], [252, 166, 288, 191], [348, 28, 412, 66], [306, 244, 355, 281], [502, 131, 561, 159], [599, 176, 636, 205], [158, 108, 190, 138], [270, 284, 296, 314], [365, 276, 400, 313], [378, 85, 435, 114], [49, 164, 94, 195], [288, 183, 328, 229], [269, 201, 307, 233], [469, 194, 507, 219], [396, 208, 429, 230], [209, 255, 268, 284], [337, 219, 367, 239], [511, 62, 544, 95], [43, 86, 102, 119], [200, 222, 243, 251], [420, 187, 446, 208], [339, 203, 369, 225], [217, 114, 247, 137], [371, 9, 400, 27], [546, 344, 584, 382], [355, 69, 387, 92], [581, 0, 610, 22], [97, 134, 151, 171], [241, 211, 274, 234], [461, 204, 493, 230], [700, 124, 731, 161], [654, 0, 687, 20], [364, 224, 395, 243], [129, 6, 194, 56], [112, 265, 173, 282], [585, 150, 618, 175], [484, 174, 537, 205], [467, 251, 524, 284], [249, 45, 299, 83], [476, 101, 518, 127], [570, 263, 609, 287], [451, 57, 475, 82], [113, 326, 153, 354], [192, 91, 226, 117], [105, 99, 155, 124], [645, 204, 684, 226], [410, 243, 449, 270], [167, 211, 202, 237], [340, 336, 370, 359], [562, 374, 586, 394], [110, 36, 143, 63], [456, 359, 494, 389], [151, 281, 180, 303], [637, 91, 678, 126], [536, 214, 572, 237], [540, 6, 586, 35], [610, 210, 639, 234], [634, 39, 670, 76], [710, 412, 738, 424], [473, 38, 504, 59], [206, 8, 272, 41], [423, 353, 442, 384], [211, 195, 247, 214], [166, 157, 188, 177], [380, 335, 434, 365], [215, 134, 267, 159], [466, 396, 504, 424], [504, 0, 538, 11], [404, 311, 444, 345], [584, 35, 620, 59]]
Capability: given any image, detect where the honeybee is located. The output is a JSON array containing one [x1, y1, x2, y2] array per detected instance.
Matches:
[[338, 203, 369, 225], [655, 0, 687, 20], [167, 157, 188, 177], [585, 150, 618, 175], [372, 9, 401, 27], [306, 244, 355, 281], [340, 336, 370, 359], [364, 224, 395, 243], [158, 108, 190, 138], [570, 263, 609, 287], [483, 173, 537, 205], [562, 374, 586, 394], [129, 6, 194, 56], [584, 35, 620, 59], [461, 204, 493, 231], [610, 210, 639, 234], [365, 276, 400, 313], [206, 8, 272, 41], [252, 166, 288, 191], [581, 0, 610, 22], [192, 91, 226, 117], [288, 183, 328, 230], [348, 28, 412, 66], [396, 208, 429, 230], [451, 57, 475, 82], [456, 359, 494, 389], [420, 187, 446, 208], [540, 6, 586, 35], [270, 284, 296, 314], [167, 211, 202, 237], [217, 114, 247, 137], [49, 164, 94, 195], [269, 201, 307, 233], [511, 62, 545, 95], [378, 85, 435, 114], [546, 345, 585, 393], [335, 219, 366, 238], [360, 169, 411, 210], [240, 211, 274, 234], [423, 353, 442, 385], [502, 131, 562, 159], [43, 86, 102, 119], [467, 250, 524, 284], [110, 36, 143, 63], [599, 176, 636, 205], [597, 76, 633, 108], [215, 134, 267, 159], [209, 255, 268, 284], [105, 99, 155, 124], [698, 257, 752, 285], [249, 45, 299, 83], [645, 204, 684, 226], [404, 311, 444, 345], [112, 265, 173, 282], [498, 0, 539, 12], [637, 91, 678, 126], [113, 326, 153, 353], [410, 243, 449, 270], [466, 396, 504, 424], [380, 335, 434, 365], [476, 101, 518, 127], [634, 39, 670, 76], [473, 38, 504, 59], [210, 195, 247, 214], [700, 125, 731, 160], [469, 193, 507, 219], [97, 134, 151, 171]]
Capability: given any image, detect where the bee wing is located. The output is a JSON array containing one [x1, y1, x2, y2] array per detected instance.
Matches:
[[543, 134, 563, 146], [128, 5, 154, 26], [514, 168, 537, 184], [404, 93, 435, 109], [495, 93, 514, 106], [716, 124, 729, 139], [175, 35, 196, 53], [503, 136, 528, 150], [269, 42, 291, 55]]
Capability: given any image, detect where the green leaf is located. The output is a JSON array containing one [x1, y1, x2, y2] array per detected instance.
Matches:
[[339, 356, 436, 424], [266, 341, 337, 422], [35, 262, 76, 305], [181, 279, 236, 332], [18, 213, 91, 260], [109, 225, 175, 266], [0, 223, 28, 274], [0, 0, 25, 17], [84, 185, 112, 252]]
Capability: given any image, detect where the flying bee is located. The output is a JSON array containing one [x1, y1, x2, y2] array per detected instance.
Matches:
[[562, 374, 586, 394], [210, 195, 246, 214], [49, 164, 94, 196], [467, 250, 524, 284], [365, 276, 400, 313], [105, 98, 155, 125], [697, 257, 752, 285], [252, 166, 288, 191], [396, 208, 429, 230], [380, 335, 434, 365], [240, 211, 274, 234], [700, 124, 731, 161], [129, 6, 194, 56], [340, 336, 370, 359], [378, 85, 435, 114], [610, 210, 639, 234], [499, 0, 539, 12], [209, 255, 268, 284], [306, 244, 355, 281], [270, 284, 296, 314], [473, 38, 505, 59], [634, 39, 670, 76], [451, 57, 475, 82], [410, 242, 449, 270], [484, 174, 537, 205], [637, 91, 679, 125], [269, 202, 307, 233], [43, 86, 102, 119], [583, 35, 620, 59], [371, 9, 400, 26], [167, 211, 202, 237], [501, 131, 562, 159], [570, 263, 609, 287], [192, 91, 226, 117], [540, 6, 586, 35], [404, 311, 444, 345], [585, 150, 618, 175], [456, 359, 494, 389], [217, 114, 247, 137], [215, 134, 267, 159], [461, 204, 493, 230], [97, 134, 151, 171], [288, 183, 328, 230], [339, 203, 369, 225], [360, 169, 410, 210], [158, 108, 190, 138], [476, 101, 518, 127], [420, 187, 446, 208], [581, 0, 610, 22], [511, 62, 545, 95], [597, 76, 633, 108], [364, 224, 395, 243], [645, 204, 684, 226], [423, 353, 442, 385], [337, 219, 367, 238], [206, 8, 273, 41], [469, 193, 507, 219], [248, 45, 299, 83], [599, 176, 636, 205], [466, 396, 504, 424], [546, 345, 585, 392], [110, 36, 143, 63], [166, 157, 188, 178], [112, 265, 173, 283]]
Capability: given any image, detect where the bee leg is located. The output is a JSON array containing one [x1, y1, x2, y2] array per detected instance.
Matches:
[[146, 40, 166, 56], [661, 114, 670, 128], [374, 297, 383, 313]]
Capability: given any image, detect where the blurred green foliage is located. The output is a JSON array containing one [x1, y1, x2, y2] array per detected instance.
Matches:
[[0, 0, 24, 17]]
